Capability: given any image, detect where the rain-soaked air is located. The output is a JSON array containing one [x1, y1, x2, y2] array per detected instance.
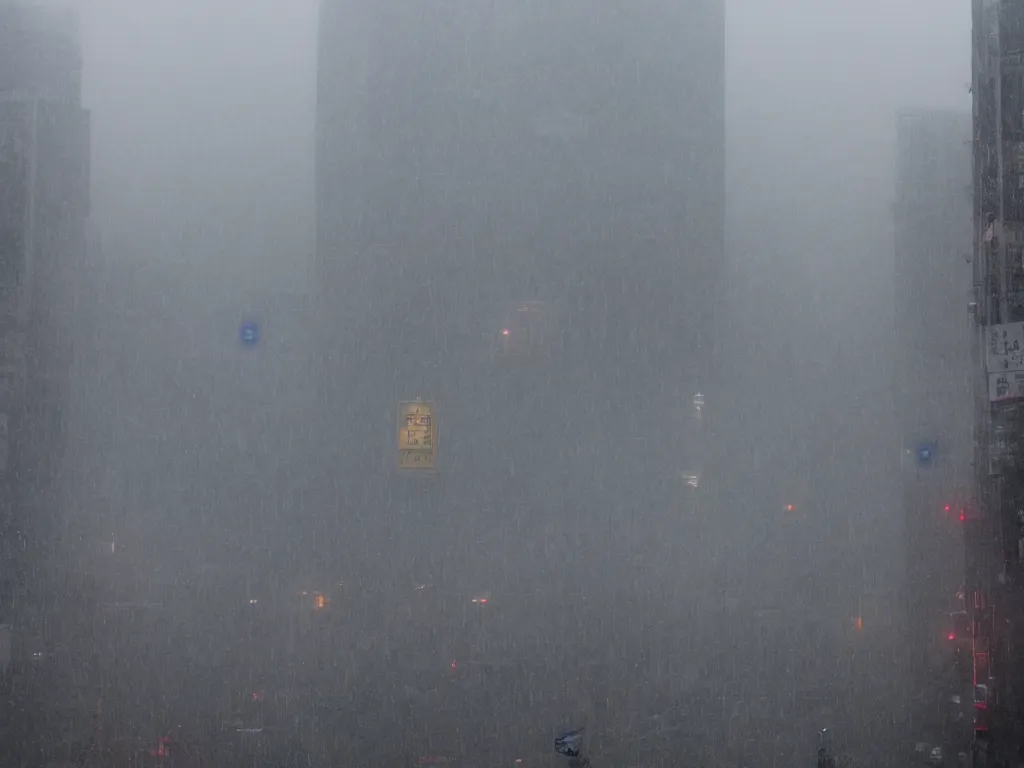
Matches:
[[0, 0, 1006, 766]]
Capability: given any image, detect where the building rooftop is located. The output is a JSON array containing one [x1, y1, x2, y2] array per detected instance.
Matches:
[[0, 2, 81, 101]]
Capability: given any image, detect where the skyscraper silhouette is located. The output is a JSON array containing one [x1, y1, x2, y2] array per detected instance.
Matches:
[[314, 0, 724, 584]]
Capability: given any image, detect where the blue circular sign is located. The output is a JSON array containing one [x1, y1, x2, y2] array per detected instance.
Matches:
[[240, 321, 260, 347], [916, 442, 937, 466]]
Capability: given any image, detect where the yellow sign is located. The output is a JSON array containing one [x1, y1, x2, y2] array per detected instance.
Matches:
[[398, 400, 437, 471]]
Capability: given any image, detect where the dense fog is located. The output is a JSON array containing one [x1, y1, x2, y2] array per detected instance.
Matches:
[[0, 0, 976, 765]]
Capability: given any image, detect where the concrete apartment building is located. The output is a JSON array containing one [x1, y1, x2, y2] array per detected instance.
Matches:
[[972, 0, 1024, 760]]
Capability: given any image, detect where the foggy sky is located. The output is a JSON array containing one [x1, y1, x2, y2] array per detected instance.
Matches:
[[70, 0, 973, 586], [78, 0, 969, 286], [80, 0, 318, 291]]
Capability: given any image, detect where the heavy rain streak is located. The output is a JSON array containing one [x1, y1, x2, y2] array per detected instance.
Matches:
[[0, 0, 987, 767]]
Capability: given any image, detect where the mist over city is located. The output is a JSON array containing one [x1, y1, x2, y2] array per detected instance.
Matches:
[[0, 1, 999, 767]]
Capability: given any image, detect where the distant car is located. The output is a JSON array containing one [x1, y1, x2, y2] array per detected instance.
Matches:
[[912, 742, 944, 766]]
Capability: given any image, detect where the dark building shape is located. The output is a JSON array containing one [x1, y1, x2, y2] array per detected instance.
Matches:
[[314, 1, 724, 589], [0, 4, 91, 763], [0, 2, 89, 614], [893, 110, 973, 679]]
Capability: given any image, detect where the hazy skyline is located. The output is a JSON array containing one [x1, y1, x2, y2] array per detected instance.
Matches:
[[4, 1, 977, 761], [71, 0, 972, 606], [77, 0, 969, 284]]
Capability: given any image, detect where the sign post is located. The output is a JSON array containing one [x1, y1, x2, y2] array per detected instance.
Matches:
[[398, 400, 437, 472]]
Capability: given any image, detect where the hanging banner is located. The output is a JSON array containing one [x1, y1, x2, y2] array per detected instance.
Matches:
[[990, 370, 1024, 402], [987, 322, 1024, 401]]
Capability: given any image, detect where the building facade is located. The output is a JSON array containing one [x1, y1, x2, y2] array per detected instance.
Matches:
[[314, 0, 724, 577], [972, 0, 1024, 761], [893, 109, 973, 671], [0, 0, 89, 639], [0, 3, 91, 763], [314, 3, 723, 760]]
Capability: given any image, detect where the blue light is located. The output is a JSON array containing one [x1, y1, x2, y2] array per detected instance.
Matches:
[[916, 442, 937, 466], [240, 321, 260, 347]]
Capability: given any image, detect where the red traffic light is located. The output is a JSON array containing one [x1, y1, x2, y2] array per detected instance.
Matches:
[[944, 504, 969, 521]]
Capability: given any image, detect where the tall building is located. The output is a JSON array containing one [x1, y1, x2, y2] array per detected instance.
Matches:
[[0, 3, 91, 764], [0, 0, 89, 626], [893, 109, 973, 684], [314, 1, 724, 579], [972, 0, 1024, 757], [314, 6, 724, 758]]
